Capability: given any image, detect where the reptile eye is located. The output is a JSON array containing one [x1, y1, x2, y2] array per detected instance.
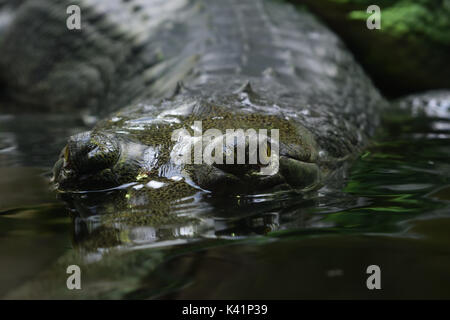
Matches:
[[64, 146, 70, 163]]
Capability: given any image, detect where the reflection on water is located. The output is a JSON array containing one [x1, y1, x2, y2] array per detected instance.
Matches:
[[0, 109, 449, 299], [0, 113, 89, 168]]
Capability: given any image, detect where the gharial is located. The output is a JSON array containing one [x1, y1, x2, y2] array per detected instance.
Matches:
[[0, 0, 449, 214]]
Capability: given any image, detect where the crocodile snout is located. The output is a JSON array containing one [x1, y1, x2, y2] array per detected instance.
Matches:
[[53, 131, 121, 191]]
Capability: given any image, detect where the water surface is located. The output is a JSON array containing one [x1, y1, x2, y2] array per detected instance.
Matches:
[[0, 109, 449, 299]]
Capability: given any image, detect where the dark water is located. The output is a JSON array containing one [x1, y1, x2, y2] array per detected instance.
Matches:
[[0, 109, 449, 299]]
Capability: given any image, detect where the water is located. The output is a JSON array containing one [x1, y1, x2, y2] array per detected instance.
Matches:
[[0, 109, 449, 299]]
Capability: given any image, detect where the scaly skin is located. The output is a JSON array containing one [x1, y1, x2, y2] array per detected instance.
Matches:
[[1, 0, 450, 299], [48, 0, 384, 195], [1, 0, 386, 227], [0, 0, 195, 113], [6, 0, 449, 239]]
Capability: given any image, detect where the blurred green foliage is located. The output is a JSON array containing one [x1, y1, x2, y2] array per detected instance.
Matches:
[[292, 0, 450, 96], [346, 0, 450, 45]]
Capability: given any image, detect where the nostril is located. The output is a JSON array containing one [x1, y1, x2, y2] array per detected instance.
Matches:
[[64, 131, 121, 174]]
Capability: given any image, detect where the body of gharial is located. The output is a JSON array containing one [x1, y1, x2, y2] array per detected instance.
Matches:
[[0, 0, 386, 196]]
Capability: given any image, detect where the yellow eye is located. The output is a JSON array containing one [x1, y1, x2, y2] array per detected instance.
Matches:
[[64, 146, 70, 162]]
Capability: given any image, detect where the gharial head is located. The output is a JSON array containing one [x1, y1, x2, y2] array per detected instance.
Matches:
[[53, 94, 323, 195]]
